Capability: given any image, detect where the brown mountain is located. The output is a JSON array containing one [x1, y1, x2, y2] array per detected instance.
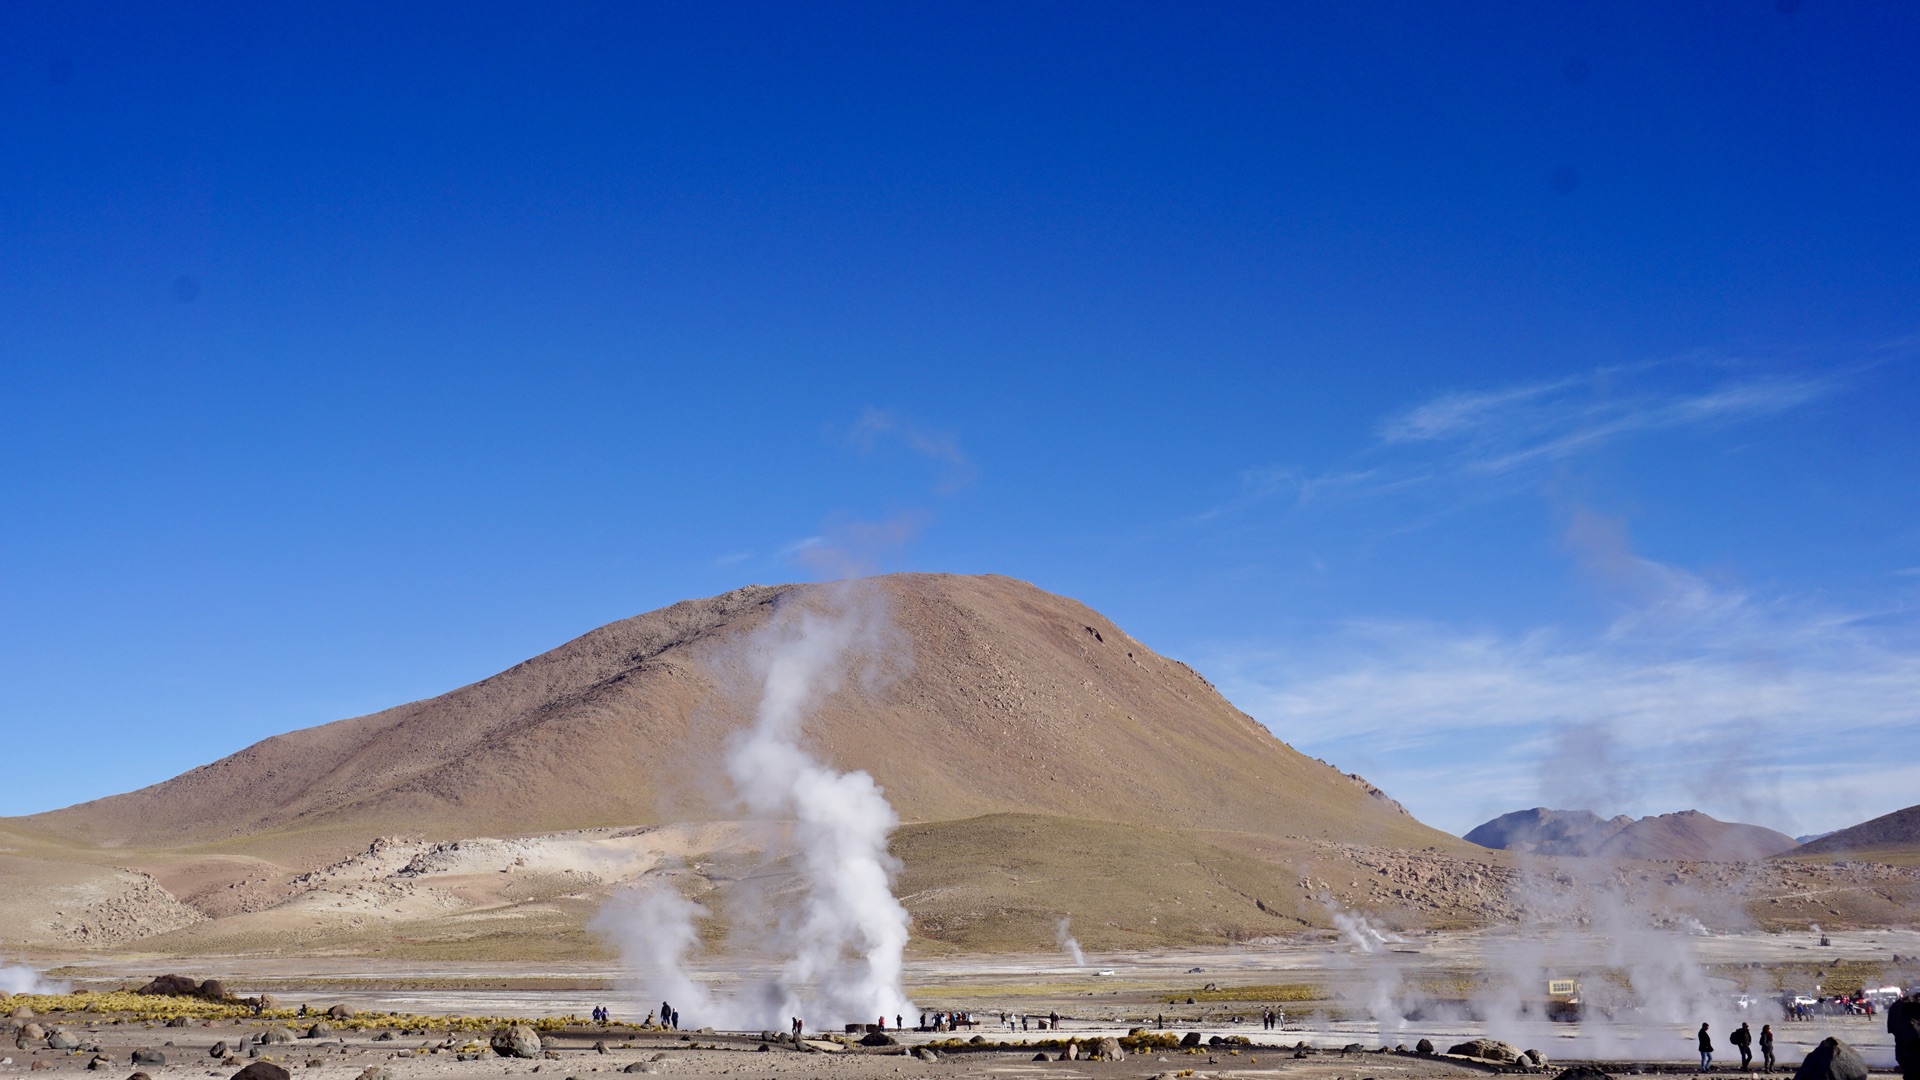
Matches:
[[1789, 803, 1920, 865], [16, 573, 1436, 857], [1592, 810, 1798, 861], [1, 573, 1501, 956]]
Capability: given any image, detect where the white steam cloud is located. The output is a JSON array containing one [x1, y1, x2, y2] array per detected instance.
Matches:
[[1055, 917, 1085, 968], [0, 963, 66, 995], [594, 584, 915, 1031]]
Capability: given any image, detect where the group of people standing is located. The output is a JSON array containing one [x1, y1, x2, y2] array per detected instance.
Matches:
[[1697, 1021, 1777, 1072], [1259, 1008, 1284, 1030]]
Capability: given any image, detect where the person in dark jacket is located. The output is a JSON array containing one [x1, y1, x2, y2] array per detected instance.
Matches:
[[1890, 993, 1920, 1080], [1732, 1022, 1753, 1069], [1760, 1024, 1776, 1071], [1698, 1022, 1714, 1072]]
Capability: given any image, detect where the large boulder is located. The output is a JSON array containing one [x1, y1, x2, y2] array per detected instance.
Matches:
[[1449, 1039, 1520, 1063], [10, 1007, 34, 1020], [1091, 1038, 1124, 1062], [20, 1024, 45, 1041], [1415, 1039, 1434, 1056], [356, 1068, 393, 1080], [232, 1063, 291, 1080], [327, 1006, 350, 1021], [200, 980, 228, 1000], [138, 975, 202, 997], [1791, 1038, 1868, 1080], [130, 1049, 166, 1067], [1059, 1043, 1079, 1061], [48, 1030, 81, 1050], [491, 1025, 542, 1059], [858, 1031, 897, 1047], [1178, 1031, 1202, 1049], [1553, 1067, 1612, 1080], [211, 1041, 231, 1059], [303, 1024, 331, 1039]]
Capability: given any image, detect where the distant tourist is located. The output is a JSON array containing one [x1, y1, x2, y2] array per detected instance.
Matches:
[[1732, 1022, 1752, 1070], [1760, 1024, 1775, 1072], [1698, 1022, 1714, 1072]]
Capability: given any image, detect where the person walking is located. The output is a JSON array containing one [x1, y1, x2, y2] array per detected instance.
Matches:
[[1759, 1024, 1775, 1072], [1699, 1023, 1714, 1072], [1732, 1022, 1752, 1070]]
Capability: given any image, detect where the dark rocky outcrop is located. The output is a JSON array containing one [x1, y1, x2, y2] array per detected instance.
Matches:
[[1790, 1037, 1868, 1080]]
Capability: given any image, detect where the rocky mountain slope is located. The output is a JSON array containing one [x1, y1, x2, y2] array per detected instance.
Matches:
[[0, 573, 1478, 955], [13, 574, 1437, 857], [1789, 802, 1920, 865], [1465, 808, 1798, 861], [1463, 808, 1633, 856]]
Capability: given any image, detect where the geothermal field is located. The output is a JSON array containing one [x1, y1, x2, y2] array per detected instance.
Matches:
[[4, 578, 1916, 1080]]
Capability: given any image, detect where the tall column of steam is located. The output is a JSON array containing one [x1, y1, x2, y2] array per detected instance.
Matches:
[[726, 595, 915, 1026]]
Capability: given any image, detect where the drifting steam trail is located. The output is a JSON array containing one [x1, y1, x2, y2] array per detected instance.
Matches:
[[595, 584, 915, 1030]]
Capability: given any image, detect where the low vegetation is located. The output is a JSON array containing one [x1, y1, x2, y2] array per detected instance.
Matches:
[[0, 990, 584, 1032]]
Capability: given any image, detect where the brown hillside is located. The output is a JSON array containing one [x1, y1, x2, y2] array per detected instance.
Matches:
[[1593, 810, 1797, 861], [12, 573, 1455, 863], [1788, 803, 1920, 866]]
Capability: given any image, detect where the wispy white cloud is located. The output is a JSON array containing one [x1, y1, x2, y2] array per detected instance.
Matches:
[[844, 407, 976, 492], [1207, 357, 1859, 522], [1204, 534, 1920, 837]]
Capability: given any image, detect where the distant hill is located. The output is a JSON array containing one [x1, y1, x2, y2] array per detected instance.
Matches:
[[1466, 808, 1798, 861], [1596, 810, 1798, 861], [1464, 807, 1632, 856], [1790, 803, 1920, 866], [0, 572, 1475, 955]]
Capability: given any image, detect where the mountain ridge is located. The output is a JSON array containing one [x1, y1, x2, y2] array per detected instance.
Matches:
[[1465, 807, 1798, 861]]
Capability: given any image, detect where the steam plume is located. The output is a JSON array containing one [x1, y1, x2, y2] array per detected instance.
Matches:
[[1055, 917, 1086, 968], [595, 583, 915, 1030], [0, 962, 66, 995]]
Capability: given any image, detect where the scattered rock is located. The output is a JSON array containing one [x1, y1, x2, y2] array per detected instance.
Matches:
[[165, 1017, 190, 1028], [1791, 1038, 1868, 1080], [29, 1061, 50, 1072], [130, 1049, 166, 1066], [1031, 1054, 1049, 1062], [1179, 1032, 1203, 1049], [138, 975, 201, 997], [1343, 1043, 1366, 1053], [232, 1063, 292, 1080], [260, 1028, 296, 1045], [327, 1006, 351, 1021], [304, 1024, 331, 1039], [1552, 1067, 1613, 1080], [49, 1029, 82, 1050], [372, 1032, 395, 1042], [1449, 1039, 1521, 1063], [126, 1073, 150, 1080], [1059, 1043, 1079, 1061], [212, 1041, 231, 1058], [20, 1023, 46, 1041], [917, 1048, 940, 1062], [200, 979, 228, 1000], [1523, 1049, 1548, 1068], [858, 1031, 897, 1048], [86, 1055, 112, 1070], [1092, 1037, 1124, 1062], [491, 1025, 543, 1059], [594, 1041, 609, 1054], [621, 1064, 655, 1074], [1416, 1039, 1434, 1056]]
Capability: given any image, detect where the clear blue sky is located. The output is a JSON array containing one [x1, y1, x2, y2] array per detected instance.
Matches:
[[3, 2, 1916, 837]]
